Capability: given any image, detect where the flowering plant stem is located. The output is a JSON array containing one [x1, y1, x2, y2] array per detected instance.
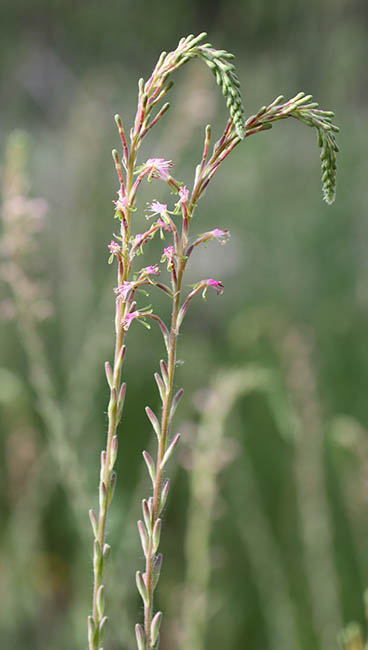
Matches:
[[88, 33, 339, 650]]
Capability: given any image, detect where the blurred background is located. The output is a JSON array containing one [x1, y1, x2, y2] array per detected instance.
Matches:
[[1, 1, 368, 649]]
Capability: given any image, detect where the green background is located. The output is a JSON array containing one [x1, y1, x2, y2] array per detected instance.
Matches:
[[1, 1, 368, 649]]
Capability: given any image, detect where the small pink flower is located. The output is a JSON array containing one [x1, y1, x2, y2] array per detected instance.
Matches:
[[114, 281, 134, 302], [157, 217, 172, 232], [122, 310, 140, 331], [108, 240, 121, 256], [146, 200, 167, 218], [210, 229, 230, 244], [161, 245, 175, 269], [132, 233, 144, 248], [145, 158, 174, 180], [178, 186, 189, 205], [113, 188, 128, 211], [206, 279, 224, 295], [142, 265, 161, 276]]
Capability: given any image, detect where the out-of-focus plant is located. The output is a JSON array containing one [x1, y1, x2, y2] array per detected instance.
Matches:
[[87, 32, 339, 650], [179, 366, 301, 650], [0, 131, 89, 527], [338, 592, 368, 650]]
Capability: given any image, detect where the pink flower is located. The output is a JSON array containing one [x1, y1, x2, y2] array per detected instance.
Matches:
[[157, 218, 172, 232], [146, 200, 167, 218], [210, 228, 230, 244], [113, 188, 127, 211], [108, 240, 121, 256], [178, 186, 189, 205], [161, 245, 175, 269], [114, 281, 134, 302], [132, 233, 144, 248], [122, 310, 140, 331], [142, 265, 161, 276], [121, 308, 152, 331], [187, 229, 230, 258], [144, 158, 174, 180], [205, 279, 224, 295]]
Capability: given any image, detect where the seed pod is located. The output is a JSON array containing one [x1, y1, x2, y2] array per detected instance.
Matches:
[[152, 553, 163, 590], [104, 362, 113, 388], [109, 435, 118, 469], [103, 544, 111, 562], [145, 406, 161, 439], [108, 471, 117, 505], [160, 359, 168, 386], [135, 624, 145, 650], [169, 388, 184, 421], [136, 571, 148, 605], [151, 611, 163, 646], [142, 498, 152, 532], [94, 540, 102, 574], [159, 479, 170, 513], [152, 518, 162, 554], [99, 616, 108, 638], [117, 382, 127, 420], [137, 520, 149, 556], [89, 509, 98, 538], [97, 584, 105, 619], [160, 433, 181, 470], [154, 372, 166, 403], [143, 450, 156, 483], [99, 481, 107, 511], [88, 616, 98, 648]]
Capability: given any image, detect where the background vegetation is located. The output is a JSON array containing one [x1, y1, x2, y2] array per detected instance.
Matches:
[[1, 2, 368, 649]]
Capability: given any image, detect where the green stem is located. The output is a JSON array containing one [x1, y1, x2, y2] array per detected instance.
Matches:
[[90, 146, 137, 650], [143, 253, 186, 649]]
